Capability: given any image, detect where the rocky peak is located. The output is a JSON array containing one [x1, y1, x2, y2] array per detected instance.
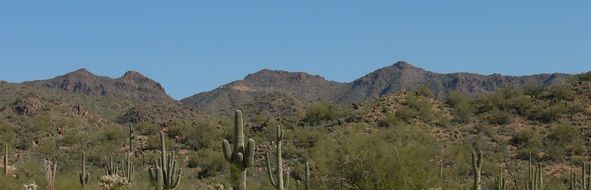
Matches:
[[24, 68, 172, 101], [121, 70, 149, 82], [243, 69, 327, 84], [63, 68, 97, 79]]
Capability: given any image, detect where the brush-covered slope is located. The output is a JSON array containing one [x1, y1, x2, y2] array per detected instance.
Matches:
[[182, 61, 570, 115]]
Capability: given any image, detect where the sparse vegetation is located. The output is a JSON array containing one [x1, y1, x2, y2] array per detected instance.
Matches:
[[1, 70, 591, 190]]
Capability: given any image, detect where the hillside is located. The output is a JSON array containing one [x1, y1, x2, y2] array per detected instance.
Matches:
[[0, 68, 590, 190], [23, 68, 173, 102], [182, 61, 570, 115]]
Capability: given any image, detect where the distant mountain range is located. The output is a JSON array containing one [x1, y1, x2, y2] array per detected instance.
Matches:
[[0, 61, 572, 116], [181, 61, 570, 114]]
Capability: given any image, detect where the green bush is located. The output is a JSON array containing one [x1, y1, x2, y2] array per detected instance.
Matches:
[[512, 128, 543, 158], [544, 124, 586, 161], [304, 102, 339, 125], [545, 85, 575, 101], [484, 109, 512, 125]]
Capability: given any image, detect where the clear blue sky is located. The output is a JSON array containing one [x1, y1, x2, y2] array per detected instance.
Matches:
[[1, 1, 589, 100]]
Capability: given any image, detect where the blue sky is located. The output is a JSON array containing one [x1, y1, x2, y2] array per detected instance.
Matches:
[[0, 1, 589, 99]]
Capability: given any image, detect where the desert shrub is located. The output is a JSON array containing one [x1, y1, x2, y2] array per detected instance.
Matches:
[[524, 85, 544, 98], [414, 85, 433, 98], [378, 112, 402, 128], [188, 150, 226, 178], [304, 102, 339, 125], [526, 103, 566, 123], [446, 90, 471, 107], [544, 124, 586, 161], [474, 87, 532, 116], [96, 127, 127, 143], [332, 127, 439, 189], [545, 85, 575, 101], [393, 95, 434, 124], [573, 72, 591, 82], [452, 100, 476, 123], [512, 128, 543, 158], [484, 109, 512, 125], [184, 123, 222, 151], [0, 172, 20, 190], [136, 122, 159, 135]]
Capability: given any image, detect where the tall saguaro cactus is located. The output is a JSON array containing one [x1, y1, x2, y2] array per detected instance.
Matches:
[[44, 159, 57, 190], [79, 152, 90, 188], [122, 154, 134, 183], [129, 124, 134, 152], [222, 110, 256, 190], [265, 125, 290, 190], [3, 143, 8, 175], [148, 131, 182, 190], [472, 151, 483, 190]]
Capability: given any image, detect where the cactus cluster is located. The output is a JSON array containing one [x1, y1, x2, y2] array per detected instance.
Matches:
[[495, 166, 507, 190], [148, 131, 182, 190], [222, 110, 256, 190], [265, 125, 290, 190], [526, 155, 543, 190], [569, 162, 591, 190], [105, 155, 118, 176]]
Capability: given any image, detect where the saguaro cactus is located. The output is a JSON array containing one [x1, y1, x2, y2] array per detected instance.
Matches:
[[568, 162, 591, 190], [105, 155, 118, 175], [222, 110, 256, 190], [121, 154, 134, 183], [265, 125, 290, 190], [296, 162, 311, 190], [148, 131, 182, 190], [495, 166, 506, 190], [44, 159, 57, 190], [3, 143, 8, 175], [79, 152, 90, 188], [129, 124, 134, 152], [472, 151, 483, 190], [527, 155, 543, 190]]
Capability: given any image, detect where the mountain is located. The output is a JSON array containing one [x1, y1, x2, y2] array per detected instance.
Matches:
[[182, 61, 571, 114], [23, 68, 173, 101], [1, 69, 201, 127], [181, 69, 348, 115]]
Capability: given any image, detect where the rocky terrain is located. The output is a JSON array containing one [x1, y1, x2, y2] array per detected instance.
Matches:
[[182, 61, 570, 115]]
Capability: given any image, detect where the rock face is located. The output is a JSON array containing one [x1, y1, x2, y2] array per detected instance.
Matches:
[[24, 68, 172, 101], [182, 61, 571, 114]]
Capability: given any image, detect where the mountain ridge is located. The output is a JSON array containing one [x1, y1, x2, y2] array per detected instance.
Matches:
[[22, 68, 173, 102], [182, 61, 572, 114]]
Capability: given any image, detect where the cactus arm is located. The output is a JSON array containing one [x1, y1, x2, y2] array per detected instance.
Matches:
[[244, 139, 256, 167], [472, 151, 483, 190], [284, 170, 290, 190], [223, 140, 232, 161], [234, 110, 245, 151], [305, 162, 310, 190], [266, 148, 278, 187]]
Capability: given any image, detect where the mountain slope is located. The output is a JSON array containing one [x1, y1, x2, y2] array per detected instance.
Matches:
[[23, 68, 173, 101], [182, 61, 571, 114], [181, 69, 348, 115]]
